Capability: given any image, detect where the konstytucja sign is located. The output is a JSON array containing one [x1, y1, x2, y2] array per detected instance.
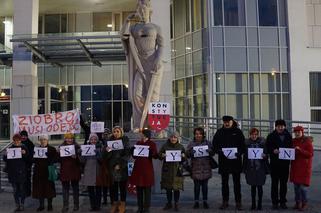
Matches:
[[12, 109, 81, 136]]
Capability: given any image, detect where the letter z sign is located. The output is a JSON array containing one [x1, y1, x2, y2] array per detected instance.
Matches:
[[133, 145, 149, 157]]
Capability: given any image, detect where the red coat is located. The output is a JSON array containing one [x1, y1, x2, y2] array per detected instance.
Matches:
[[130, 139, 158, 187], [59, 144, 82, 182], [290, 136, 313, 186]]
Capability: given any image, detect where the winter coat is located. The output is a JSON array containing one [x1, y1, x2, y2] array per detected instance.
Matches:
[[130, 139, 158, 187], [81, 141, 111, 186], [187, 139, 214, 180], [59, 142, 82, 182], [290, 136, 313, 186], [3, 144, 29, 184], [212, 125, 246, 174], [22, 138, 34, 167], [243, 137, 269, 186], [266, 129, 293, 171], [159, 140, 185, 190], [32, 145, 58, 199], [104, 136, 131, 183]]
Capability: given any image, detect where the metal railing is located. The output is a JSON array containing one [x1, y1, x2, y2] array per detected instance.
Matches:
[[0, 141, 12, 192], [168, 116, 321, 148]]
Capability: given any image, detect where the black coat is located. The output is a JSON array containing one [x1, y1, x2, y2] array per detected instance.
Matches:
[[22, 138, 34, 167], [3, 144, 29, 183], [212, 125, 246, 174], [266, 129, 292, 169]]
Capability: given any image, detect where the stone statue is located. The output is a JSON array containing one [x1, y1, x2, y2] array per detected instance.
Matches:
[[121, 0, 164, 130]]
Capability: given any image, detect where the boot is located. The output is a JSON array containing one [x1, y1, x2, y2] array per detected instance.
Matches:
[[110, 202, 119, 213], [301, 202, 307, 211], [61, 206, 69, 213], [14, 204, 20, 212], [48, 198, 53, 211], [236, 202, 243, 211], [203, 201, 209, 209], [193, 201, 199, 209], [293, 201, 300, 209], [37, 199, 45, 211], [163, 203, 172, 210], [257, 199, 262, 210], [174, 202, 179, 211], [219, 201, 229, 210], [251, 202, 256, 210], [119, 201, 126, 213]]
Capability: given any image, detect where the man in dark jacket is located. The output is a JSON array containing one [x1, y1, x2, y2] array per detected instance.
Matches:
[[20, 130, 34, 197], [266, 119, 292, 210], [212, 115, 246, 211]]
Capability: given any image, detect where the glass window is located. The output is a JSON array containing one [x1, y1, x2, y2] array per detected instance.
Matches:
[[93, 85, 112, 101], [186, 77, 193, 96], [216, 94, 225, 117], [246, 0, 258, 26], [38, 87, 45, 99], [175, 79, 185, 97], [113, 85, 122, 100], [61, 14, 67, 33], [310, 72, 321, 106], [185, 34, 192, 53], [213, 47, 224, 71], [226, 74, 248, 93], [311, 110, 321, 122], [194, 94, 207, 116], [93, 102, 112, 129], [278, 0, 287, 26], [175, 37, 185, 56], [282, 73, 289, 92], [4, 67, 11, 88], [194, 75, 205, 95], [261, 73, 279, 93], [250, 95, 260, 119], [174, 0, 185, 37], [192, 31, 202, 50], [170, 4, 174, 39], [249, 73, 260, 92], [260, 48, 279, 72], [214, 0, 223, 26], [45, 14, 60, 33], [262, 94, 276, 119], [60, 67, 67, 85], [81, 102, 92, 122], [114, 13, 121, 31], [279, 28, 287, 47], [216, 74, 225, 92], [186, 0, 191, 32], [258, 0, 278, 26], [123, 85, 129, 100], [67, 86, 74, 101], [260, 28, 278, 46], [226, 95, 248, 119], [225, 47, 247, 71], [175, 98, 184, 116], [67, 65, 74, 85], [113, 102, 122, 126], [38, 66, 44, 85], [93, 65, 112, 84], [247, 27, 258, 46], [225, 27, 246, 46], [213, 27, 223, 46], [186, 53, 193, 76], [175, 56, 185, 78], [0, 17, 4, 44], [93, 12, 113, 32], [75, 65, 91, 85], [248, 48, 259, 71], [44, 66, 60, 85], [283, 94, 290, 120], [81, 86, 91, 101], [192, 0, 202, 31], [113, 65, 122, 84], [280, 48, 288, 72], [51, 88, 62, 101], [224, 0, 245, 26], [123, 102, 132, 131], [193, 50, 203, 74]]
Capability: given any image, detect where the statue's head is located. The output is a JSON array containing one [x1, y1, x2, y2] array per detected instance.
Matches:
[[136, 0, 152, 23]]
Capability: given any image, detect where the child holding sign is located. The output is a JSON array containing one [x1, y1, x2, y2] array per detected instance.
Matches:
[[130, 129, 158, 213], [186, 127, 214, 209], [104, 126, 130, 213], [159, 131, 186, 211], [3, 133, 29, 212], [58, 133, 82, 213], [32, 135, 58, 211], [243, 128, 269, 210]]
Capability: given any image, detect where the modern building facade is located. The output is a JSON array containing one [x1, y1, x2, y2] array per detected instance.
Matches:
[[0, 0, 320, 140]]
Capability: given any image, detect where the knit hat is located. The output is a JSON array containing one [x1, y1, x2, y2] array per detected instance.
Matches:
[[222, 115, 234, 122], [104, 128, 111, 134], [89, 133, 99, 141], [293, 126, 304, 132], [275, 119, 286, 127], [64, 132, 74, 139], [13, 133, 22, 141], [39, 135, 49, 140], [20, 130, 28, 137], [170, 131, 180, 138], [142, 129, 151, 139]]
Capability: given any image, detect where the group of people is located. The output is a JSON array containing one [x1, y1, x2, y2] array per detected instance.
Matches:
[[3, 116, 314, 212]]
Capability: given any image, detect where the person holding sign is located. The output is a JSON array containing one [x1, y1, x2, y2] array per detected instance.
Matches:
[[266, 119, 293, 210], [81, 133, 109, 212], [130, 129, 158, 213], [58, 133, 82, 213], [32, 135, 59, 212], [101, 128, 112, 206], [290, 126, 313, 211], [3, 133, 29, 212], [158, 132, 186, 211], [104, 126, 130, 213], [212, 115, 246, 210], [243, 128, 269, 210], [186, 127, 214, 209], [20, 130, 34, 198]]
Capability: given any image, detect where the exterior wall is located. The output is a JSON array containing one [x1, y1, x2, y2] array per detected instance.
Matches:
[[288, 0, 321, 121]]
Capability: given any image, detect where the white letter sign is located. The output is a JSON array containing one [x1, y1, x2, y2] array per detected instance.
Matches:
[[222, 148, 238, 159], [33, 147, 48, 158], [165, 150, 182, 162], [7, 148, 22, 159], [279, 148, 295, 160], [81, 145, 96, 156], [60, 145, 76, 157], [193, 145, 209, 157], [107, 140, 124, 151], [248, 148, 263, 159], [133, 145, 149, 157], [90, 122, 105, 133]]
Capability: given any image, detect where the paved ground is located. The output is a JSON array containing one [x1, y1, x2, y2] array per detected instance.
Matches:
[[0, 171, 321, 213]]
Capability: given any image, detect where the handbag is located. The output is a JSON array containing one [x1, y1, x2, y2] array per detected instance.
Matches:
[[209, 157, 218, 169], [48, 164, 58, 182]]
